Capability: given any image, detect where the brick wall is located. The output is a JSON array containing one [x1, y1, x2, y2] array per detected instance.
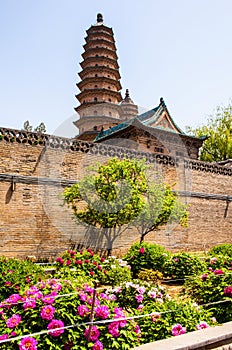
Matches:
[[0, 128, 231, 259]]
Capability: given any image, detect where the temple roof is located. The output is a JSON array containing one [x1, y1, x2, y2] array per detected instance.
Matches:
[[94, 97, 187, 142]]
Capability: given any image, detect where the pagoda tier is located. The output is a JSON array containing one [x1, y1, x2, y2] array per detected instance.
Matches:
[[81, 47, 118, 61], [77, 77, 122, 93], [74, 13, 123, 134], [83, 38, 117, 52], [78, 66, 121, 81], [79, 56, 119, 70]]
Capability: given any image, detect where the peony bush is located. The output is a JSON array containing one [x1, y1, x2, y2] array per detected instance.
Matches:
[[163, 252, 206, 280], [0, 256, 44, 301], [124, 242, 170, 277], [0, 278, 140, 349]]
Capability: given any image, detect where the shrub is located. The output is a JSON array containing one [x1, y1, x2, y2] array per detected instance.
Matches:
[[124, 242, 170, 277], [208, 243, 232, 257], [107, 280, 166, 310], [137, 299, 215, 343], [182, 270, 232, 323], [138, 269, 163, 283], [54, 250, 132, 287], [100, 256, 132, 287], [54, 249, 108, 283], [0, 256, 44, 301], [163, 252, 206, 280], [204, 254, 232, 271]]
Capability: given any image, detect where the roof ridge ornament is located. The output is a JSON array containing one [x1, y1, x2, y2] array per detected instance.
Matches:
[[160, 97, 166, 108]]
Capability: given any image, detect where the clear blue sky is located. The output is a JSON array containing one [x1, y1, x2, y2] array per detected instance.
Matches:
[[0, 0, 231, 137]]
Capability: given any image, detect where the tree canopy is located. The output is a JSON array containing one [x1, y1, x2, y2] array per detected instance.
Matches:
[[63, 158, 188, 253], [132, 181, 188, 243], [23, 121, 46, 133], [186, 103, 232, 162]]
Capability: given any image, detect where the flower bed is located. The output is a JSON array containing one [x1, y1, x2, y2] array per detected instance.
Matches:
[[0, 243, 232, 349]]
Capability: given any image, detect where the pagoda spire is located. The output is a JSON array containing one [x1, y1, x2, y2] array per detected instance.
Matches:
[[74, 14, 123, 138], [120, 89, 138, 120], [97, 13, 103, 23]]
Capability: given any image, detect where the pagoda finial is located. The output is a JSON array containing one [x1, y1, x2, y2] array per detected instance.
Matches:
[[97, 13, 103, 23], [125, 89, 130, 98]]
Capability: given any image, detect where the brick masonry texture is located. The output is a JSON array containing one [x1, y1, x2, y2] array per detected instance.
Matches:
[[0, 130, 231, 259]]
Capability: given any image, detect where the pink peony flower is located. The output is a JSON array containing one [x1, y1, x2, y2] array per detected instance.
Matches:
[[78, 293, 87, 302], [0, 334, 9, 340], [32, 291, 43, 300], [6, 294, 21, 305], [26, 286, 39, 296], [87, 297, 100, 306], [47, 319, 64, 337], [224, 286, 232, 297], [108, 322, 120, 338], [84, 285, 94, 294], [19, 337, 38, 350], [23, 298, 36, 310], [109, 294, 117, 301], [151, 312, 161, 322], [137, 304, 144, 311], [6, 314, 21, 328], [92, 340, 104, 350], [196, 321, 209, 330], [137, 286, 146, 294], [4, 281, 12, 287], [87, 248, 94, 256], [139, 247, 145, 254], [42, 294, 55, 305], [213, 269, 223, 275], [84, 326, 100, 341], [66, 260, 71, 266], [64, 341, 74, 350], [95, 305, 110, 319], [51, 283, 62, 292], [172, 323, 186, 336], [75, 259, 83, 265], [77, 305, 90, 317], [148, 291, 156, 299], [56, 257, 64, 265], [209, 257, 217, 264], [41, 305, 55, 320], [135, 294, 143, 303], [114, 307, 124, 318], [36, 281, 46, 289], [135, 324, 141, 335], [201, 274, 208, 282], [99, 293, 109, 300]]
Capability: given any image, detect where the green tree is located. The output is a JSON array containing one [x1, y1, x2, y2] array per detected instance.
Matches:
[[23, 120, 33, 132], [63, 158, 188, 253], [34, 122, 46, 133], [23, 121, 46, 133], [63, 158, 147, 255], [186, 102, 232, 162], [132, 181, 188, 243]]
